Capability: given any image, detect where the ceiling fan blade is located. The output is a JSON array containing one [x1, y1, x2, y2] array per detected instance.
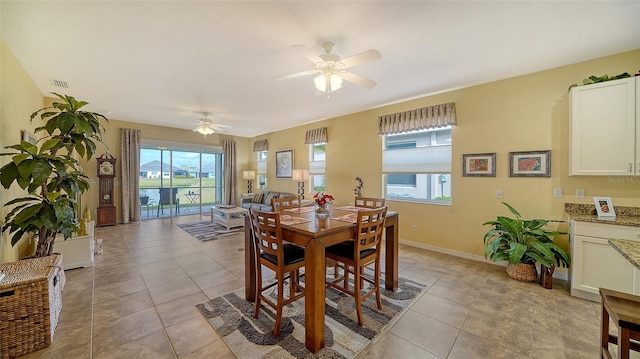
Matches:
[[339, 49, 381, 69], [213, 123, 232, 128], [274, 69, 319, 80], [292, 44, 325, 63], [341, 71, 377, 89]]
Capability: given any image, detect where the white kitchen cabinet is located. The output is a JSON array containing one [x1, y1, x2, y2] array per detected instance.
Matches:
[[570, 220, 640, 302], [569, 77, 639, 176]]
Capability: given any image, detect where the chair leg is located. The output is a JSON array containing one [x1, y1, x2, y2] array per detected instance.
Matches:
[[374, 259, 382, 310], [289, 270, 296, 298], [354, 266, 364, 326], [254, 263, 263, 319], [274, 277, 285, 337]]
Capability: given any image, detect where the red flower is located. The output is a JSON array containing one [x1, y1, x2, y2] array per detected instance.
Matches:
[[313, 192, 334, 206]]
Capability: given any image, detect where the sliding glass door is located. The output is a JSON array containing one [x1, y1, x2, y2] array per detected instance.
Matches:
[[139, 143, 223, 220]]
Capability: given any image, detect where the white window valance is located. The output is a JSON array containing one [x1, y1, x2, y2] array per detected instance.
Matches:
[[253, 139, 268, 152], [304, 127, 328, 144], [378, 102, 456, 135]]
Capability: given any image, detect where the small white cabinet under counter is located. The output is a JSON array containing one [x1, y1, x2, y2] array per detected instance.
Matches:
[[570, 220, 640, 302]]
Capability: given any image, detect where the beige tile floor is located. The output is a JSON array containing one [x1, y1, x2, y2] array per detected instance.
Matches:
[[18, 214, 630, 358]]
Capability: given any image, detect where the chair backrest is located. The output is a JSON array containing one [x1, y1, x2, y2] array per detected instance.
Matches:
[[159, 188, 178, 205], [355, 197, 386, 208], [249, 208, 285, 265], [272, 196, 298, 211], [354, 207, 388, 255]]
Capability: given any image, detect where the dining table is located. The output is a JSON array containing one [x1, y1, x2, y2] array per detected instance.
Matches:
[[243, 205, 399, 353]]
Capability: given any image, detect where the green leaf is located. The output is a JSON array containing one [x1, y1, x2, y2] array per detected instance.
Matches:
[[508, 242, 527, 264], [12, 153, 30, 165], [0, 162, 19, 188]]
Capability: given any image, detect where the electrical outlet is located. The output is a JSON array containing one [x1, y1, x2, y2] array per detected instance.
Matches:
[[412, 224, 417, 232], [576, 189, 585, 198], [495, 190, 502, 199], [553, 188, 563, 198]]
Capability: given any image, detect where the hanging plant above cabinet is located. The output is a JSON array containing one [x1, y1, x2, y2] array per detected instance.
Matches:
[[568, 72, 634, 92]]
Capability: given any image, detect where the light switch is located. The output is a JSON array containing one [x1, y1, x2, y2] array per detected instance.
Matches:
[[554, 188, 563, 198], [576, 189, 585, 198], [495, 190, 502, 199]]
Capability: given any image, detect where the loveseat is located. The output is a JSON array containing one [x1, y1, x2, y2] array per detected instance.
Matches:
[[240, 191, 296, 212]]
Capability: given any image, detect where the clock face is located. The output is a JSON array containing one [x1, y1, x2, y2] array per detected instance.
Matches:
[[99, 161, 114, 176]]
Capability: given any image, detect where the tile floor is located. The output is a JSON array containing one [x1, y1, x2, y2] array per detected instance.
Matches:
[[18, 214, 629, 358]]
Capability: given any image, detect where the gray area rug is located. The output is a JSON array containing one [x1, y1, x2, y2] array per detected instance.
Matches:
[[196, 274, 425, 358], [177, 221, 244, 241]]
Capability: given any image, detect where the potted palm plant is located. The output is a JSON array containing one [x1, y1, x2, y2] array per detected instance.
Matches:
[[1, 93, 107, 257], [483, 202, 570, 282]]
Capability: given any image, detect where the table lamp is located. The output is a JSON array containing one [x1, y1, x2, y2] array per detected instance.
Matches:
[[291, 169, 310, 205], [243, 170, 256, 194]]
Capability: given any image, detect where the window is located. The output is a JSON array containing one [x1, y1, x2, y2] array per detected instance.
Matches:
[[309, 143, 326, 193], [383, 127, 452, 204], [257, 150, 267, 190], [139, 143, 224, 219]]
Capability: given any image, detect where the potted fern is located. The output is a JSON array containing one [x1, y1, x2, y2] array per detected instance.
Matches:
[[1, 93, 107, 258], [483, 202, 570, 282]]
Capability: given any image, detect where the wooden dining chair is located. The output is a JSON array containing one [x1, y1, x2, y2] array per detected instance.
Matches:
[[354, 196, 385, 208], [325, 206, 388, 326], [271, 196, 298, 211], [249, 208, 305, 337]]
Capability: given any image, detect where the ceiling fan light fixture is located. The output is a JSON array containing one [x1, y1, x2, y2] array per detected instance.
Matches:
[[314, 72, 343, 93], [194, 124, 215, 137]]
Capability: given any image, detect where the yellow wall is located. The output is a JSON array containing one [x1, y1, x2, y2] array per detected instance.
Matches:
[[0, 40, 43, 262], [2, 39, 639, 266]]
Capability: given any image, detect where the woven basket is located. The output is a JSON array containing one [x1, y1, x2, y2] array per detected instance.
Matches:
[[0, 254, 65, 359], [506, 262, 538, 282]]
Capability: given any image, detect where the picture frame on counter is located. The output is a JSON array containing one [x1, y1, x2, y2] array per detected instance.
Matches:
[[594, 197, 616, 218]]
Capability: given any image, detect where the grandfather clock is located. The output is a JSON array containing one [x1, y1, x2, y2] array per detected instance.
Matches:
[[96, 154, 117, 227]]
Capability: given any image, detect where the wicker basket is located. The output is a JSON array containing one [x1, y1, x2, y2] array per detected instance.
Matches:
[[506, 262, 538, 282], [0, 254, 65, 359]]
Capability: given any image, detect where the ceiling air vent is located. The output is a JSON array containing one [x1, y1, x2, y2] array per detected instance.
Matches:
[[50, 79, 69, 89]]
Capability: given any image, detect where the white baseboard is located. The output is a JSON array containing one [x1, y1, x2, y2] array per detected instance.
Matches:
[[398, 239, 569, 281]]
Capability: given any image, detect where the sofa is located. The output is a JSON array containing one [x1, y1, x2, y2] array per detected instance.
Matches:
[[240, 191, 297, 212]]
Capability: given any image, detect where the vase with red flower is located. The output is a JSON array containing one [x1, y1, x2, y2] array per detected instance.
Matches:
[[313, 192, 334, 217]]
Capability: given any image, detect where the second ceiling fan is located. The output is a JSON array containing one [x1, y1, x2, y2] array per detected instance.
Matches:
[[276, 41, 381, 94]]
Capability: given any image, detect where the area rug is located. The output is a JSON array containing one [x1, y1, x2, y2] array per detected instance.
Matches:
[[177, 221, 244, 241], [196, 274, 425, 358]]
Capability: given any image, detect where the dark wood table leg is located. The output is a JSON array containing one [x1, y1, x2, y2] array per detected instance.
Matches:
[[304, 238, 326, 353], [384, 215, 399, 291], [244, 215, 256, 302]]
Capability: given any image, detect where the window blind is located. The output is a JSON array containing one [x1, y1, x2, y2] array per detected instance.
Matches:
[[378, 102, 456, 135]]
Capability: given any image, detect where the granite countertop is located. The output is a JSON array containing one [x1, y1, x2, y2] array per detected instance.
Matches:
[[609, 239, 640, 270], [565, 203, 640, 227]]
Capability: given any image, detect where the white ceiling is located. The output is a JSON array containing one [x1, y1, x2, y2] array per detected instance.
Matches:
[[2, 1, 639, 138]]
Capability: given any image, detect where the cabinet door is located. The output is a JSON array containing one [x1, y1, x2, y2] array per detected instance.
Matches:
[[572, 234, 635, 298], [569, 77, 636, 175]]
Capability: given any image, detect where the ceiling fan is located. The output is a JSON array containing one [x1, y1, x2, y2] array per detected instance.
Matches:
[[275, 41, 381, 94], [193, 113, 231, 137]]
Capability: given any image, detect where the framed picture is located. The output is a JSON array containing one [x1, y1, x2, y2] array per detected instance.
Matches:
[[508, 150, 551, 177], [462, 153, 496, 177], [21, 130, 37, 145], [275, 149, 293, 178], [594, 197, 616, 218]]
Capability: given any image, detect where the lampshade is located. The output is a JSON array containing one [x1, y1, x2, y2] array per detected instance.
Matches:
[[243, 171, 256, 180], [291, 169, 310, 181], [314, 72, 343, 93]]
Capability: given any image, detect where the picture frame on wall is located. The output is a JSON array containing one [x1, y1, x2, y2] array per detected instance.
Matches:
[[462, 153, 496, 177], [593, 197, 616, 218], [275, 149, 293, 178], [508, 150, 551, 177], [21, 130, 37, 145]]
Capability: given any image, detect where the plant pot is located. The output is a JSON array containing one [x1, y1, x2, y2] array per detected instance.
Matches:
[[506, 262, 537, 282]]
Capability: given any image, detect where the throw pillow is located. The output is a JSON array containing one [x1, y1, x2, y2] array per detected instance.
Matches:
[[263, 192, 278, 206], [252, 192, 264, 203]]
